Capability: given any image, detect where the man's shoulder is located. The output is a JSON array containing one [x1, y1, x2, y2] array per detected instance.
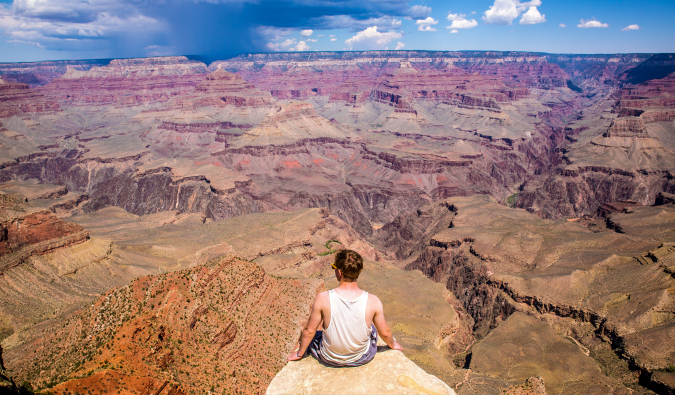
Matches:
[[315, 290, 330, 304], [366, 293, 383, 307]]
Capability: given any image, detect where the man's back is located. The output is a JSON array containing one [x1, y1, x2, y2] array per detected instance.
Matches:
[[287, 249, 401, 367], [320, 289, 372, 364], [315, 289, 384, 330]]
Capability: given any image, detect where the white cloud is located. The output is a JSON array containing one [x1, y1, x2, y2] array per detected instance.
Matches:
[[291, 40, 310, 51], [266, 38, 311, 51], [344, 26, 403, 50], [446, 12, 478, 29], [300, 29, 313, 37], [329, 34, 335, 37], [0, 3, 164, 53], [330, 37, 337, 41], [449, 29, 458, 34], [395, 41, 405, 50], [482, 0, 544, 25], [577, 18, 609, 28], [559, 23, 566, 27], [318, 15, 401, 31], [415, 16, 438, 32], [621, 24, 640, 31], [306, 38, 318, 42], [519, 6, 545, 24], [266, 38, 296, 51], [406, 5, 431, 19], [258, 26, 294, 42], [318, 34, 324, 37]]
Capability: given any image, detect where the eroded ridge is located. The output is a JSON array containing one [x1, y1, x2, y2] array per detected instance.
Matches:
[[6, 256, 322, 394]]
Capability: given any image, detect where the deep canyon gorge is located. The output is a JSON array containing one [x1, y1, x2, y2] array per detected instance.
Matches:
[[0, 50, 673, 394]]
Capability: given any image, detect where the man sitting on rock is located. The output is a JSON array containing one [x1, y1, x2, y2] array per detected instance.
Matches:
[[287, 249, 402, 367]]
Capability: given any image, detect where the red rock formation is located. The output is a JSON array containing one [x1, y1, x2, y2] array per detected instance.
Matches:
[[602, 117, 649, 138], [38, 56, 207, 107], [0, 77, 60, 117], [614, 72, 675, 111], [453, 58, 569, 90], [328, 80, 375, 103], [0, 194, 88, 271], [7, 256, 322, 394], [371, 62, 525, 112], [216, 56, 404, 100], [189, 68, 274, 107]]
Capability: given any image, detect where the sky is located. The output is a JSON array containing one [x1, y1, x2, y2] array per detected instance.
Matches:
[[0, 0, 673, 63]]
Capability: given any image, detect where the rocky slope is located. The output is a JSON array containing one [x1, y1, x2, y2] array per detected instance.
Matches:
[[0, 193, 88, 271], [6, 255, 323, 394]]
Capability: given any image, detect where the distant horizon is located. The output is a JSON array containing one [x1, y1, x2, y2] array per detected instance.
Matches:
[[0, 49, 672, 66], [0, 0, 673, 63]]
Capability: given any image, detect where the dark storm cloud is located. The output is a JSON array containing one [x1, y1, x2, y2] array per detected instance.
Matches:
[[0, 0, 428, 61]]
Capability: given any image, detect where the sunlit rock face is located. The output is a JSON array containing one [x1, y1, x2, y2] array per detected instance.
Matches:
[[267, 350, 457, 395]]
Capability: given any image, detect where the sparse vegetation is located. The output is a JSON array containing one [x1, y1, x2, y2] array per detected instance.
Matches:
[[317, 239, 341, 256], [504, 193, 518, 208]]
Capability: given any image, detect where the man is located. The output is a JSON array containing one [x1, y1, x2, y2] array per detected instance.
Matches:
[[287, 249, 402, 367]]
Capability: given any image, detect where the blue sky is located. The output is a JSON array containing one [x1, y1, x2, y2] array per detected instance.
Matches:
[[0, 0, 673, 63]]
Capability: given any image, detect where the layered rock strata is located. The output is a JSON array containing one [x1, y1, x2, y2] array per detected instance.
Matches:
[[38, 56, 208, 106], [0, 77, 60, 118], [0, 194, 88, 271], [0, 59, 109, 87], [173, 68, 274, 109], [517, 70, 675, 218]]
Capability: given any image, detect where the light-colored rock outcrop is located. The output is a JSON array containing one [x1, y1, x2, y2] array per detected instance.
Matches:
[[266, 350, 456, 395]]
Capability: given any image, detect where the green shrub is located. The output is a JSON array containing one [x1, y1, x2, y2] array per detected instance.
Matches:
[[505, 193, 518, 208]]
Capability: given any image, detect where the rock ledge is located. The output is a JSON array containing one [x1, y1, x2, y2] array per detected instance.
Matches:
[[267, 349, 456, 395]]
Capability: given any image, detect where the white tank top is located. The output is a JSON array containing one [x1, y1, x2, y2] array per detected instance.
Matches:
[[320, 289, 372, 364]]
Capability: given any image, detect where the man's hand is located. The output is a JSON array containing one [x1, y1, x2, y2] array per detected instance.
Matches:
[[287, 350, 303, 362], [390, 341, 403, 351]]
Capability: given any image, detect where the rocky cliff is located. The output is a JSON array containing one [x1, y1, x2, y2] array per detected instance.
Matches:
[[0, 193, 88, 271], [267, 350, 456, 395]]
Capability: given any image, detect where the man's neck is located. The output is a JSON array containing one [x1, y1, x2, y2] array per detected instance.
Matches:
[[337, 280, 361, 292]]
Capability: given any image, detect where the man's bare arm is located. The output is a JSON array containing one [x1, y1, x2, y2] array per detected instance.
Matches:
[[287, 292, 326, 361], [371, 295, 402, 351]]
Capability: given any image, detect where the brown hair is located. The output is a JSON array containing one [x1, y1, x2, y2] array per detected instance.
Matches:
[[333, 250, 363, 281]]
